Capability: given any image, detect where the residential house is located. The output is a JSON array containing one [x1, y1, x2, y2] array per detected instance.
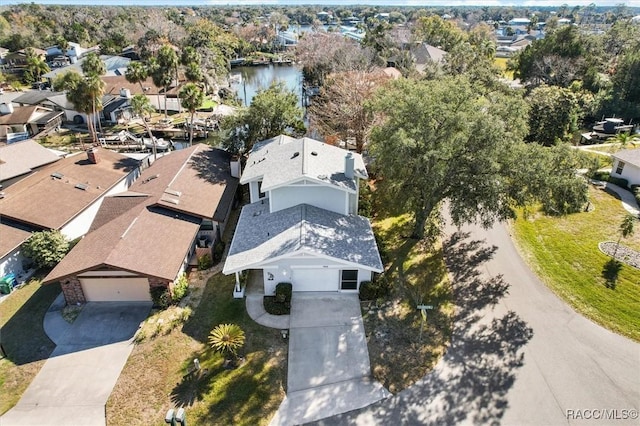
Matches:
[[41, 55, 131, 85], [0, 138, 61, 187], [223, 135, 383, 296], [0, 147, 141, 278], [611, 149, 640, 187], [43, 145, 239, 304], [3, 48, 47, 73], [0, 103, 63, 142], [103, 74, 184, 113], [388, 43, 447, 74]]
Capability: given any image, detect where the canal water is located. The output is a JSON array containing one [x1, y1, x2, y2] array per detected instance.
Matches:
[[230, 64, 304, 107]]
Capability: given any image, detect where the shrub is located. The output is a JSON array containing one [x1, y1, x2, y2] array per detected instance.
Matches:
[[263, 296, 291, 315], [21, 230, 70, 269], [591, 171, 629, 189], [275, 282, 292, 303], [198, 253, 213, 270], [172, 273, 189, 302], [358, 281, 376, 300], [150, 286, 170, 309], [212, 241, 225, 264]]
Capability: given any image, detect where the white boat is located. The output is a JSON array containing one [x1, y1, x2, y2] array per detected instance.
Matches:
[[143, 137, 171, 151]]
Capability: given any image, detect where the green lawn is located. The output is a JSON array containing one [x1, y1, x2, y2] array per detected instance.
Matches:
[[511, 187, 640, 341], [107, 273, 287, 426], [0, 277, 60, 414]]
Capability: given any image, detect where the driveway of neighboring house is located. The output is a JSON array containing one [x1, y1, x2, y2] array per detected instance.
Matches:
[[1, 300, 151, 426], [270, 293, 390, 425]]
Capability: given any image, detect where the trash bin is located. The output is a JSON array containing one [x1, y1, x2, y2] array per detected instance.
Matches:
[[0, 274, 17, 294]]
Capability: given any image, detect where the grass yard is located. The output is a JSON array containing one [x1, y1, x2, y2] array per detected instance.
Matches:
[[106, 273, 287, 426], [364, 211, 454, 394], [494, 57, 514, 80], [0, 277, 60, 414], [511, 186, 640, 341]]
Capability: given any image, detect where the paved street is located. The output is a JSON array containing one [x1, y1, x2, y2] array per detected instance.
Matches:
[[317, 220, 640, 425]]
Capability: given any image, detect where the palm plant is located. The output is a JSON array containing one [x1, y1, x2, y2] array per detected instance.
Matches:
[[125, 61, 148, 92], [24, 48, 50, 84], [131, 94, 157, 160], [613, 214, 636, 259], [152, 45, 179, 119], [209, 324, 245, 363], [81, 53, 107, 143], [179, 83, 204, 146]]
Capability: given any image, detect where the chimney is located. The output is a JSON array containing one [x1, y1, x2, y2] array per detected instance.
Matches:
[[120, 88, 132, 99], [344, 152, 355, 179], [86, 148, 100, 164], [230, 156, 241, 178]]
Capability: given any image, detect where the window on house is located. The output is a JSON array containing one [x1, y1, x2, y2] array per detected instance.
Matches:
[[341, 270, 358, 290], [616, 161, 625, 175], [258, 181, 266, 199]]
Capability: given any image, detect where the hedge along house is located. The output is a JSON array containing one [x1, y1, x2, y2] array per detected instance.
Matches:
[[0, 145, 140, 278], [611, 148, 640, 188], [223, 135, 383, 297], [43, 145, 238, 304]]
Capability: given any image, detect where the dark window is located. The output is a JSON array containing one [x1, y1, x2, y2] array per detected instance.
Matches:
[[341, 270, 358, 290], [258, 180, 266, 199], [616, 161, 625, 175]]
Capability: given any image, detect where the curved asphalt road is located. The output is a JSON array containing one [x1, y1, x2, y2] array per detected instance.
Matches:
[[318, 220, 640, 425]]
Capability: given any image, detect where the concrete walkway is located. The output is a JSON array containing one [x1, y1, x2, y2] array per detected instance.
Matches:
[[270, 293, 390, 425], [244, 271, 290, 329], [603, 182, 640, 217], [1, 300, 150, 426]]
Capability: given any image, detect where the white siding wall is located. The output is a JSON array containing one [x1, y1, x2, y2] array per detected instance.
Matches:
[[248, 181, 261, 203], [270, 185, 348, 214], [613, 160, 640, 187], [60, 169, 140, 240], [0, 248, 25, 278]]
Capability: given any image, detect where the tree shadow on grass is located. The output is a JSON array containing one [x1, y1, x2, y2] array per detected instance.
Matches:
[[601, 258, 622, 290], [315, 230, 532, 426]]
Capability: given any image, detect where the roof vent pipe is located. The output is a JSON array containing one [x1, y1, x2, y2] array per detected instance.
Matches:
[[345, 152, 355, 179]]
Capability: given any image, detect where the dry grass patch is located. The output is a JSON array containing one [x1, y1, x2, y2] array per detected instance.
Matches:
[[107, 273, 287, 426], [364, 213, 454, 393]]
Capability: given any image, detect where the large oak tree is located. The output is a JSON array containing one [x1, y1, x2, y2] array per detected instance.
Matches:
[[369, 76, 587, 240]]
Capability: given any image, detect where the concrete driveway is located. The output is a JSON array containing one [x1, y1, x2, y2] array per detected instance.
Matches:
[[271, 293, 390, 425], [1, 301, 151, 426], [317, 220, 640, 425]]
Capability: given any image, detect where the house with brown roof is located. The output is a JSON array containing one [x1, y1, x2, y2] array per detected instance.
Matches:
[[0, 147, 141, 278], [0, 103, 63, 142], [43, 144, 239, 304]]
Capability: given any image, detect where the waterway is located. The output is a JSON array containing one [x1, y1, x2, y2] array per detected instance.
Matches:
[[230, 64, 304, 107]]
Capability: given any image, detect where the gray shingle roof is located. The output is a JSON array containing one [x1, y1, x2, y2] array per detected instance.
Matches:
[[223, 201, 383, 274], [0, 139, 60, 182], [13, 91, 66, 106], [612, 149, 640, 168], [241, 135, 367, 193]]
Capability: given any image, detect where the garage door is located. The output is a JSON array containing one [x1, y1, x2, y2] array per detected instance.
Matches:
[[291, 268, 339, 292], [80, 277, 152, 302]]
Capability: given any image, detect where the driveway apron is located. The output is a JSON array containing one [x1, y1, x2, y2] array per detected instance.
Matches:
[[270, 293, 390, 425], [1, 302, 150, 426]]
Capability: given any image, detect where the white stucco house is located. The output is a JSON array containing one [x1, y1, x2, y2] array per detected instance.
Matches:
[[223, 135, 383, 296], [611, 149, 640, 187]]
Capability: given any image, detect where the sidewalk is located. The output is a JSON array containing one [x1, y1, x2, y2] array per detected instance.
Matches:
[[244, 271, 290, 329], [602, 182, 640, 217]]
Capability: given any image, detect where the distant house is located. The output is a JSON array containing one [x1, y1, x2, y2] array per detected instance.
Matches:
[[611, 149, 640, 187], [0, 103, 63, 142], [0, 147, 141, 278], [388, 43, 447, 74], [43, 145, 239, 304], [42, 55, 131, 84], [4, 48, 47, 73], [223, 135, 383, 296], [102, 74, 184, 113]]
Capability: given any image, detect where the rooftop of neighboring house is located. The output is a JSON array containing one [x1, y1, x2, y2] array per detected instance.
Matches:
[[42, 55, 131, 80], [0, 139, 61, 182], [241, 135, 367, 193], [13, 91, 66, 106], [0, 221, 34, 259], [44, 144, 239, 284], [0, 105, 59, 126], [0, 147, 139, 230], [612, 149, 640, 168], [223, 201, 383, 274]]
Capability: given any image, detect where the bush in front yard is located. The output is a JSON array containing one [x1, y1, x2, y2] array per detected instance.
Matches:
[[359, 281, 377, 300], [275, 282, 292, 304], [263, 296, 290, 315], [198, 253, 213, 270], [172, 273, 189, 302], [21, 230, 70, 269], [591, 171, 629, 189], [150, 286, 170, 309], [359, 276, 392, 301]]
